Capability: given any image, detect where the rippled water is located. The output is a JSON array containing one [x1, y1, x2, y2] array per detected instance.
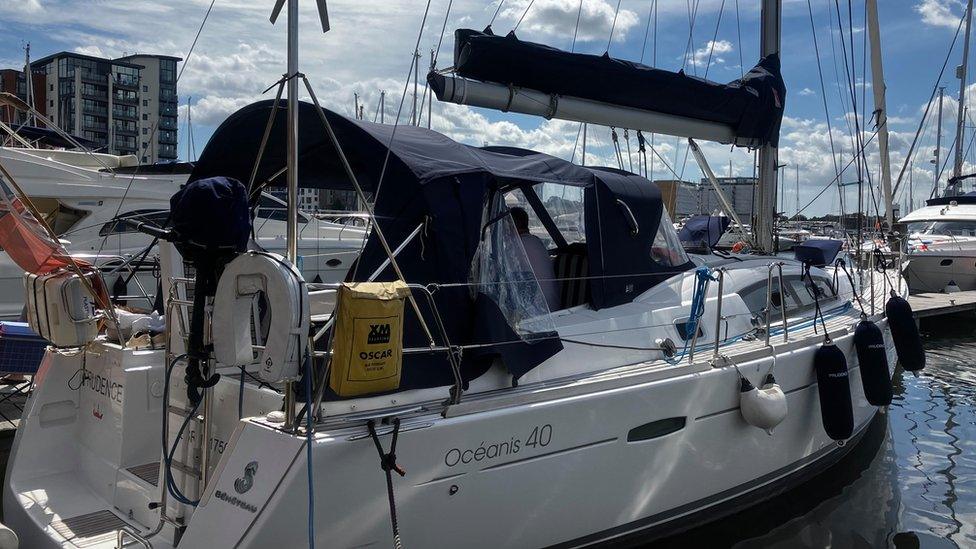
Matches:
[[655, 314, 976, 548]]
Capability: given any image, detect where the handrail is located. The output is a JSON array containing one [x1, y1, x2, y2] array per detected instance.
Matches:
[[713, 268, 726, 359], [764, 262, 788, 346], [116, 527, 152, 548]]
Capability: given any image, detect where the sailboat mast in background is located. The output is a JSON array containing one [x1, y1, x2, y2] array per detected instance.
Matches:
[[953, 0, 974, 193]]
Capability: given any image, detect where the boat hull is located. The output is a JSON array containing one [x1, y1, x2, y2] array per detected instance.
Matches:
[[903, 251, 976, 293], [179, 327, 893, 548]]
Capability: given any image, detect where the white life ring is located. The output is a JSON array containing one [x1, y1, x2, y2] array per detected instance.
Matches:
[[212, 252, 309, 383]]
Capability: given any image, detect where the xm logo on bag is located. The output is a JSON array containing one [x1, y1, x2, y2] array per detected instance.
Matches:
[[368, 323, 391, 344]]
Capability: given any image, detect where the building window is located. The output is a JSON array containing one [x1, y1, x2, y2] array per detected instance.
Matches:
[[142, 85, 148, 92], [49, 99, 53, 108], [142, 99, 148, 107], [49, 84, 53, 91], [142, 114, 148, 120], [142, 142, 148, 149], [142, 128, 148, 135]]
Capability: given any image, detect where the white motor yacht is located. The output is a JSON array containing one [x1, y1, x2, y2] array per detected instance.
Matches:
[[900, 192, 976, 293], [0, 146, 365, 317]]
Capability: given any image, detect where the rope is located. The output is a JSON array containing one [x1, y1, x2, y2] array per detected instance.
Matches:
[[572, 0, 584, 52], [665, 266, 715, 364], [610, 127, 624, 170], [489, 0, 505, 27], [368, 419, 406, 549], [606, 0, 624, 53], [806, 0, 843, 216], [514, 0, 535, 31], [834, 258, 865, 316]]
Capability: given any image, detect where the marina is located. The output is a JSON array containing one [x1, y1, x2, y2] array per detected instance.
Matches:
[[0, 0, 974, 547]]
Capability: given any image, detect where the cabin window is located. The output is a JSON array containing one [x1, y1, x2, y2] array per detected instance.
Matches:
[[650, 208, 689, 268], [256, 193, 308, 224], [99, 209, 170, 236], [31, 198, 89, 237], [912, 220, 976, 237], [739, 274, 836, 319]]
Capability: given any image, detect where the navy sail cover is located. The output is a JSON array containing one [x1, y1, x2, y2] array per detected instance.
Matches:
[[448, 28, 786, 147], [191, 100, 693, 393]]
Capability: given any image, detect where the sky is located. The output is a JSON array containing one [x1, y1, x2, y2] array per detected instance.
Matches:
[[0, 0, 972, 217]]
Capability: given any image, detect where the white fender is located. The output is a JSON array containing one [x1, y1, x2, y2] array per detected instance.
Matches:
[[212, 252, 309, 383], [739, 374, 788, 435]]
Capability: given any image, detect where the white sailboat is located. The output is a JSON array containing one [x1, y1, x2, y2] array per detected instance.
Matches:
[[1, 1, 922, 548]]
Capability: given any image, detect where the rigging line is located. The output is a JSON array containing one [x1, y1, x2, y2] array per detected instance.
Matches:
[[681, 0, 701, 73], [806, 0, 842, 213], [702, 0, 727, 80], [489, 0, 505, 27], [417, 0, 455, 127], [572, 0, 585, 53], [606, 0, 624, 54], [893, 11, 966, 196], [514, 0, 535, 31], [352, 0, 434, 282], [791, 125, 882, 219], [734, 0, 743, 78], [94, 0, 217, 263], [369, 0, 433, 207], [640, 0, 655, 63], [825, 0, 854, 141], [570, 122, 584, 163]]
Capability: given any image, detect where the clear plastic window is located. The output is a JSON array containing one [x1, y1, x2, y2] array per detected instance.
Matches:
[[650, 208, 690, 268], [505, 183, 586, 248], [470, 193, 556, 340]]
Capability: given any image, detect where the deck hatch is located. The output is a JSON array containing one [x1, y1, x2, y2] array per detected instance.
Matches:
[[627, 417, 686, 442]]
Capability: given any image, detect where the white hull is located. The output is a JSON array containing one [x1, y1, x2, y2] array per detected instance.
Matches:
[[903, 250, 976, 293], [4, 288, 897, 548]]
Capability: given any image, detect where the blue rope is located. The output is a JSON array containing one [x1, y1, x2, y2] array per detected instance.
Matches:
[[666, 266, 715, 364]]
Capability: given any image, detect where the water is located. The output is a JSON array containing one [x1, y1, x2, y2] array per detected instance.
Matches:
[[656, 314, 976, 549]]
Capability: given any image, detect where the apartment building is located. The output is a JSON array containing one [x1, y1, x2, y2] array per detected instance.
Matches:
[[28, 51, 180, 162]]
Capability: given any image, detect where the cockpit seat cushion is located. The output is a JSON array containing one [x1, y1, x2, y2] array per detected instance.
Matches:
[[553, 242, 589, 309]]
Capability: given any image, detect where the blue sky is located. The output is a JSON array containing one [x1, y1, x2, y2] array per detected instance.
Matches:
[[0, 0, 970, 216]]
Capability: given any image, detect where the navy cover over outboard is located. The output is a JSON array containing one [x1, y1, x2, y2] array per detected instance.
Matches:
[[678, 215, 730, 251], [885, 293, 925, 372], [169, 176, 251, 262], [814, 343, 854, 440], [447, 28, 786, 147], [795, 239, 843, 268], [853, 319, 892, 406]]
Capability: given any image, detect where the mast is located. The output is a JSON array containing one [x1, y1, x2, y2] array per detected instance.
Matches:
[[285, 0, 299, 264], [754, 0, 782, 252], [23, 43, 34, 126], [866, 0, 893, 227], [954, 0, 974, 188], [935, 87, 945, 194]]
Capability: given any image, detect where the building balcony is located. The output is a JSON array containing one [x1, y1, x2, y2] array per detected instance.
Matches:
[[158, 135, 177, 145], [158, 119, 177, 131]]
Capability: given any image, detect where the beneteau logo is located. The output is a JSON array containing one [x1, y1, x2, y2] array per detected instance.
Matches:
[[214, 490, 258, 514], [368, 323, 391, 344], [234, 461, 258, 494]]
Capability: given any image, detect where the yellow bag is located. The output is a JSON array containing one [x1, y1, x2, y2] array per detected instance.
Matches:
[[329, 281, 411, 397]]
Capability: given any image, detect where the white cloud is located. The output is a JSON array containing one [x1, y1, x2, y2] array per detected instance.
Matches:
[[915, 0, 963, 29], [72, 45, 104, 57], [799, 88, 815, 97], [496, 0, 639, 45], [687, 40, 733, 69]]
